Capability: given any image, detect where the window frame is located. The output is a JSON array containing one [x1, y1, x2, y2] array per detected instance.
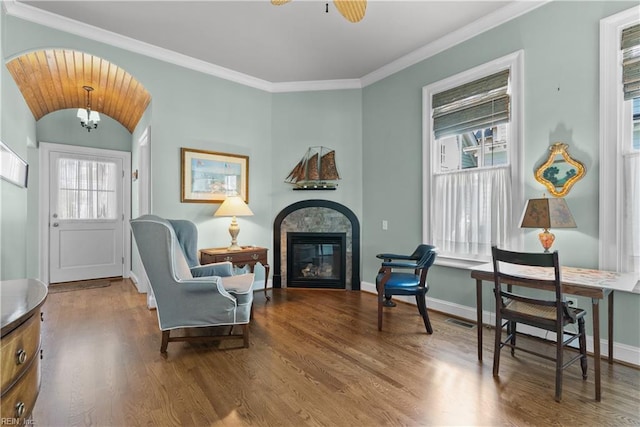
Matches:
[[599, 6, 640, 273], [422, 50, 524, 268]]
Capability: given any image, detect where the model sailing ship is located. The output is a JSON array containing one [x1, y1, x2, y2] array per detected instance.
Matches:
[[285, 146, 340, 190]]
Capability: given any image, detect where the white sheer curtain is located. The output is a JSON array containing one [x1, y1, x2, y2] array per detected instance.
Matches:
[[431, 166, 512, 259], [623, 153, 640, 273], [58, 158, 117, 219]]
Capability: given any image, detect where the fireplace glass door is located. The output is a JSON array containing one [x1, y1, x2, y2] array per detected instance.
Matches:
[[287, 232, 346, 288]]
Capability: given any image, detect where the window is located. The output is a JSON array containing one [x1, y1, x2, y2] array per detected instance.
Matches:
[[437, 125, 509, 172], [57, 157, 118, 219], [600, 7, 640, 276], [423, 51, 524, 266]]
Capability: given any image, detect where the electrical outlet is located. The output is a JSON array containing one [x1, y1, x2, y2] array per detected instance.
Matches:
[[382, 220, 388, 231], [566, 297, 578, 308]]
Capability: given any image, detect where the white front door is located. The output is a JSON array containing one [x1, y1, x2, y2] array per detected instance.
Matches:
[[48, 151, 125, 283]]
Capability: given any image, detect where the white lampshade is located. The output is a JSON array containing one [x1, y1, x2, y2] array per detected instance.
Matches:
[[214, 195, 253, 251], [88, 110, 101, 123], [214, 195, 253, 217], [77, 108, 88, 121], [77, 108, 101, 124]]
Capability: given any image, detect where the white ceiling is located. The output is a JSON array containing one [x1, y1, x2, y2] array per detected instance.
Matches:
[[10, 1, 546, 90]]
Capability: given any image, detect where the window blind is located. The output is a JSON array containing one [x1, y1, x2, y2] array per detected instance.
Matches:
[[432, 69, 510, 139], [621, 23, 640, 100]]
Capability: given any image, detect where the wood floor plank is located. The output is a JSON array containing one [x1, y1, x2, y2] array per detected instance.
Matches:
[[32, 279, 640, 426]]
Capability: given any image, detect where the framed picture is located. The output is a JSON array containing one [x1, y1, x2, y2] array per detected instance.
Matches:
[[181, 148, 249, 203], [0, 140, 29, 188]]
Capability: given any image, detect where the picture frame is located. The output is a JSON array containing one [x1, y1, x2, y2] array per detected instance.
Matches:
[[534, 142, 585, 197], [181, 148, 249, 203], [0, 140, 29, 188]]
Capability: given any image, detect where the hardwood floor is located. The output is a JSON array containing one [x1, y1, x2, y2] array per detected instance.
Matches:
[[33, 279, 639, 426]]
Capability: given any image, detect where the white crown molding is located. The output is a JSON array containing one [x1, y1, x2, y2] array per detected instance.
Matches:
[[4, 0, 549, 93], [271, 79, 362, 93], [3, 0, 275, 92], [360, 0, 549, 87]]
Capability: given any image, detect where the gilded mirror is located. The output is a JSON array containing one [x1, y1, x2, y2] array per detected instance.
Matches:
[[535, 143, 585, 197]]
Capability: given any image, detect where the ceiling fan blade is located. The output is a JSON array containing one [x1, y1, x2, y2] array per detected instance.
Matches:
[[271, 0, 292, 5], [333, 0, 367, 23]]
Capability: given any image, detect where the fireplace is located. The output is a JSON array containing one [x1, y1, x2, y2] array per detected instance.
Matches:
[[273, 200, 360, 290], [287, 232, 346, 289]]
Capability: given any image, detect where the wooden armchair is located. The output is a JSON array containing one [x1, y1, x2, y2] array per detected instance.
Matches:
[[375, 244, 438, 333]]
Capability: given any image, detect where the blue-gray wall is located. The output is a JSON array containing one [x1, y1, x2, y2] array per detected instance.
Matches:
[[1, 10, 35, 279], [362, 0, 639, 347], [2, 2, 638, 351]]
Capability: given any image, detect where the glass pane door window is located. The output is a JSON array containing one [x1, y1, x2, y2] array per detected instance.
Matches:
[[57, 158, 117, 220], [436, 124, 509, 173]]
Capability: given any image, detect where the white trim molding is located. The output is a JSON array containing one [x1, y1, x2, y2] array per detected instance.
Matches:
[[4, 0, 547, 93], [361, 1, 547, 87], [422, 50, 525, 267], [38, 142, 131, 285], [599, 6, 640, 271]]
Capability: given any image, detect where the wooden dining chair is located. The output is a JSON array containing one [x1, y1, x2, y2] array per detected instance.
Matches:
[[491, 246, 588, 401]]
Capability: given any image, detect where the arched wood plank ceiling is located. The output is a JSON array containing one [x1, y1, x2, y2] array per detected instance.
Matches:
[[6, 49, 151, 133]]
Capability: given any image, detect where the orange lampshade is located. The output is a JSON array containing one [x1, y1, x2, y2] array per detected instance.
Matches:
[[520, 197, 576, 252]]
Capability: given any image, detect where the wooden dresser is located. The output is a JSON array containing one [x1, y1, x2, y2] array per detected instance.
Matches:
[[1, 279, 48, 424], [200, 246, 270, 300]]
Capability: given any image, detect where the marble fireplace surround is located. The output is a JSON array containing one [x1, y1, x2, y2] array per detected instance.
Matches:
[[272, 200, 360, 290]]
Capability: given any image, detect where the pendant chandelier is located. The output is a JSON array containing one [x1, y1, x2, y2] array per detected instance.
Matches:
[[77, 85, 100, 132]]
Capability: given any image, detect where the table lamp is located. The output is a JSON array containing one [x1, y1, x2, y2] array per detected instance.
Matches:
[[520, 196, 576, 252], [214, 195, 254, 251]]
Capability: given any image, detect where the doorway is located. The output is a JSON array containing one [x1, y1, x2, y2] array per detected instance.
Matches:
[[40, 142, 131, 284]]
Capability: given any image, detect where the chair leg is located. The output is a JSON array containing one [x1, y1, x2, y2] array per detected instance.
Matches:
[[555, 328, 564, 402], [243, 324, 250, 348], [383, 295, 396, 307], [161, 330, 170, 354], [377, 289, 384, 331], [509, 321, 517, 356], [493, 314, 502, 377], [578, 318, 588, 380], [415, 294, 433, 334]]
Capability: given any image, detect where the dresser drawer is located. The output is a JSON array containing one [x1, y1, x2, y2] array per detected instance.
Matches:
[[201, 248, 267, 266], [0, 354, 40, 421], [217, 251, 265, 264], [0, 313, 40, 394]]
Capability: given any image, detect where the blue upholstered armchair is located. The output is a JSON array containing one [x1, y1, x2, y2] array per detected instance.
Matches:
[[130, 215, 254, 354], [168, 218, 234, 277]]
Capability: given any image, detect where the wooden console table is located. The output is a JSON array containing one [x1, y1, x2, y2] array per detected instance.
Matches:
[[200, 246, 270, 300], [470, 263, 638, 401]]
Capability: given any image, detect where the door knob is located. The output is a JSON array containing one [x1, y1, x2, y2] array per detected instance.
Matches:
[[52, 223, 59, 227]]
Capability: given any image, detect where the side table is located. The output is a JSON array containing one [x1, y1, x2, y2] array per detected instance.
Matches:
[[200, 246, 270, 300]]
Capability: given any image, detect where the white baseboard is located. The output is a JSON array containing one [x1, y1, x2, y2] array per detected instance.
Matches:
[[128, 271, 147, 294], [129, 271, 139, 288], [360, 281, 640, 367], [128, 270, 156, 309]]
